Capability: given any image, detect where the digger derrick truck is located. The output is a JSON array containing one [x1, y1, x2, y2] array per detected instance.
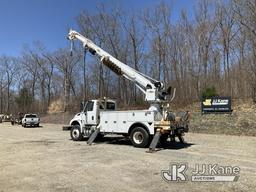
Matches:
[[66, 30, 190, 151]]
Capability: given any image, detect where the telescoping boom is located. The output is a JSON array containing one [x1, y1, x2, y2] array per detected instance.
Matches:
[[68, 30, 169, 102]]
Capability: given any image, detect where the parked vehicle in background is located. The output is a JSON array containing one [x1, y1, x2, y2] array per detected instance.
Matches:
[[0, 114, 4, 122], [22, 114, 40, 127], [11, 112, 24, 125], [0, 114, 11, 122]]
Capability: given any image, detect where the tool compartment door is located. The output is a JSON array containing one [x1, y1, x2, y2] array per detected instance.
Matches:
[[100, 110, 154, 134], [100, 112, 127, 133]]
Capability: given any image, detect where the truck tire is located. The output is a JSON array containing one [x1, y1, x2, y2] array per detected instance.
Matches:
[[130, 127, 149, 148], [70, 125, 83, 141]]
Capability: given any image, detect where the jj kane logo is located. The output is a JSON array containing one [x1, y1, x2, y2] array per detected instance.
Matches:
[[161, 163, 188, 182], [161, 163, 240, 182]]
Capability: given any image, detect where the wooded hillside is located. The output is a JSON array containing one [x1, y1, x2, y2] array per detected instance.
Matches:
[[0, 0, 255, 114]]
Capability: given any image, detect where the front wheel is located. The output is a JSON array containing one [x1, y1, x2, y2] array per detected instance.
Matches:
[[130, 127, 149, 148], [70, 125, 83, 141]]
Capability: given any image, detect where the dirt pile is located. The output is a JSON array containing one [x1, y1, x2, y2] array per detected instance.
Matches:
[[47, 99, 64, 114]]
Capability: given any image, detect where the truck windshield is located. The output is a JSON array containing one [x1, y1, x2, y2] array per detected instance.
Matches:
[[84, 101, 94, 112]]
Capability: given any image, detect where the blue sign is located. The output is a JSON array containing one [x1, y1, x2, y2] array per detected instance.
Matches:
[[201, 97, 232, 113]]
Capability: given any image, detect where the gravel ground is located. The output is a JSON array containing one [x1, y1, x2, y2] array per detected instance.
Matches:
[[0, 122, 255, 192]]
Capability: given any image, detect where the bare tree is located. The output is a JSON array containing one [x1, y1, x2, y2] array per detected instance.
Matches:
[[21, 53, 39, 103], [216, 0, 238, 96], [0, 56, 18, 113], [121, 15, 145, 103], [50, 48, 81, 111], [233, 0, 256, 102]]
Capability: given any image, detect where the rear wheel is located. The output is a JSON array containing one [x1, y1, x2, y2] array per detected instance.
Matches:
[[130, 127, 149, 148], [70, 125, 83, 141]]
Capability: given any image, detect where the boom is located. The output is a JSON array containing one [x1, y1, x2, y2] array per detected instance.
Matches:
[[68, 30, 166, 102]]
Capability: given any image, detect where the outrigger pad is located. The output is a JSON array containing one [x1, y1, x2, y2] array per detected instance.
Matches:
[[178, 135, 186, 144], [62, 125, 72, 131], [147, 131, 161, 153], [87, 128, 100, 145]]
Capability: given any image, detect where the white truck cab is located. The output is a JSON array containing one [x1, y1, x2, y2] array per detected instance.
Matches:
[[70, 99, 116, 127]]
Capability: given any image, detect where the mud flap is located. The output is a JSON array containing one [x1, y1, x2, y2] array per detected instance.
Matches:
[[87, 128, 100, 145], [147, 131, 161, 153]]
